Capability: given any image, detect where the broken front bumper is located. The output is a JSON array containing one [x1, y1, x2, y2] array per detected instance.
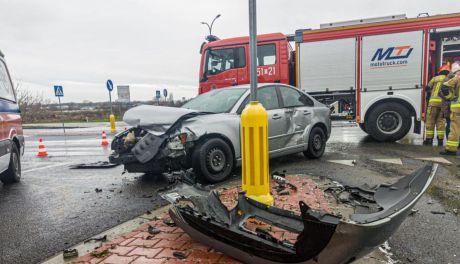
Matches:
[[166, 164, 436, 264]]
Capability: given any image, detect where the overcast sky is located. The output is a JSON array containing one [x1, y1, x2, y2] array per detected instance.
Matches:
[[0, 0, 458, 103]]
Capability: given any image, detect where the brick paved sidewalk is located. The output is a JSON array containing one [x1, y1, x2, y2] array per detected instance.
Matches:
[[71, 176, 334, 264]]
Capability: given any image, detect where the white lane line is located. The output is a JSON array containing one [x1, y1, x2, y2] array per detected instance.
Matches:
[[327, 160, 356, 167], [25, 148, 106, 152], [415, 157, 452, 165], [371, 158, 403, 165], [22, 162, 71, 173]]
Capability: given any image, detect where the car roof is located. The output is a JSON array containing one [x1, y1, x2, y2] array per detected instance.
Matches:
[[219, 83, 292, 90]]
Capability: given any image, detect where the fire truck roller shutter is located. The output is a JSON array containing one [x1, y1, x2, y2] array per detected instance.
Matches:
[[298, 38, 356, 93]]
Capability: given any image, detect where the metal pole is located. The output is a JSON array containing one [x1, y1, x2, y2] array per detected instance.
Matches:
[[249, 0, 258, 101], [109, 91, 113, 114], [58, 97, 66, 134]]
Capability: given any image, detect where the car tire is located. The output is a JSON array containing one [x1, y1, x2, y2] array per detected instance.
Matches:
[[192, 138, 234, 183], [358, 123, 367, 133], [365, 103, 411, 142], [303, 126, 326, 159], [0, 144, 21, 184]]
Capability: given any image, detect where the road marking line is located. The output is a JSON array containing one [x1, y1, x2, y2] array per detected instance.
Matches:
[[22, 162, 71, 173], [371, 158, 403, 165], [327, 160, 356, 166], [415, 157, 452, 165]]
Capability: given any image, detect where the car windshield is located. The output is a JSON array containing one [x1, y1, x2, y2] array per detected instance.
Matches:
[[182, 88, 248, 113]]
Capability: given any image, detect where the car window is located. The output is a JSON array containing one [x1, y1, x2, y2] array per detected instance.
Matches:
[[237, 86, 280, 113], [257, 44, 276, 66], [279, 87, 313, 107], [257, 86, 279, 110], [0, 60, 15, 101], [206, 47, 246, 76]]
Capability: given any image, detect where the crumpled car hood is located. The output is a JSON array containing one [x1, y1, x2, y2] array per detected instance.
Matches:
[[123, 105, 196, 135]]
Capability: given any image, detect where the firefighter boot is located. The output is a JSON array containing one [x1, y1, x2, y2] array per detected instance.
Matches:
[[423, 139, 433, 145], [437, 139, 444, 146], [440, 150, 457, 156]]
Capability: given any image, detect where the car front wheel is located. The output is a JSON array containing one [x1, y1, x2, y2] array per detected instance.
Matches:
[[192, 138, 234, 183], [303, 127, 326, 159], [0, 144, 21, 184]]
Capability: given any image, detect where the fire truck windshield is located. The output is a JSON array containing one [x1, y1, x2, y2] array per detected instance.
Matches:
[[204, 47, 246, 76]]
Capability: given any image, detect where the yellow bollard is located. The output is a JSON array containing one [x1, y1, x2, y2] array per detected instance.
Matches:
[[110, 113, 117, 134], [241, 101, 273, 205]]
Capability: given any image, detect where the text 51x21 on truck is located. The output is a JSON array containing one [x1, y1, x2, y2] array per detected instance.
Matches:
[[199, 13, 460, 142]]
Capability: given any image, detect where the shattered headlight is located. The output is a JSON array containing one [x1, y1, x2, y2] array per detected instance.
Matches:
[[167, 133, 190, 150]]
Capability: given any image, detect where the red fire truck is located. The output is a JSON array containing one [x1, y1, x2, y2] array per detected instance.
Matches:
[[198, 13, 460, 141]]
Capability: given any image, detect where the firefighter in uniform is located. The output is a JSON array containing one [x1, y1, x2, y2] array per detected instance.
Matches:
[[423, 65, 451, 146], [440, 64, 460, 155]]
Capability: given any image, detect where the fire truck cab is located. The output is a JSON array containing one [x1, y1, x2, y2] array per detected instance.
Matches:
[[199, 13, 460, 142]]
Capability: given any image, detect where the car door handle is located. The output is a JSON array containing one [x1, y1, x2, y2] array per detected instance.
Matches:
[[272, 114, 282, 120], [303, 110, 311, 115]]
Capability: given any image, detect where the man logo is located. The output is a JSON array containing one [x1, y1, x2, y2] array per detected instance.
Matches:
[[371, 46, 413, 61]]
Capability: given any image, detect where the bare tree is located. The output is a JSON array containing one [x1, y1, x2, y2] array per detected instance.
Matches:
[[14, 83, 51, 123]]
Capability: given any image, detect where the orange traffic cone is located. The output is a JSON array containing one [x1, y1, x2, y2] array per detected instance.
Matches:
[[37, 138, 48, 157], [101, 131, 109, 146]]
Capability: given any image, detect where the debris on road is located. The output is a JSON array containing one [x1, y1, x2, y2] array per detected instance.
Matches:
[[90, 248, 110, 258], [173, 251, 187, 260], [69, 161, 119, 169], [84, 235, 107, 243], [163, 218, 176, 227], [148, 225, 161, 235], [95, 188, 102, 193], [62, 248, 78, 259], [408, 209, 419, 216], [430, 211, 446, 215]]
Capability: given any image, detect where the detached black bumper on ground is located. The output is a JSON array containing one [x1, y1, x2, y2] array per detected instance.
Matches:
[[167, 164, 436, 264]]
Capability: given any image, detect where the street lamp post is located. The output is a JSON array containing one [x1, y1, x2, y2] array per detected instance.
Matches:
[[201, 14, 221, 37], [240, 0, 273, 206]]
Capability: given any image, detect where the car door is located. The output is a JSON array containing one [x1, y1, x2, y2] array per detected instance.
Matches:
[[256, 86, 289, 152], [237, 86, 288, 152], [277, 86, 314, 149], [200, 47, 246, 92]]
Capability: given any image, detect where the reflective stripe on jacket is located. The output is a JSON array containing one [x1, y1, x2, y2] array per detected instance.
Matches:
[[428, 75, 447, 107], [443, 76, 460, 113]]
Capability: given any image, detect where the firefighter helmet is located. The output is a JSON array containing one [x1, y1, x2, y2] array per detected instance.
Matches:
[[438, 64, 451, 74]]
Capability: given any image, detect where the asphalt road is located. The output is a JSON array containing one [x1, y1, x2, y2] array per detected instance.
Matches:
[[0, 122, 458, 264]]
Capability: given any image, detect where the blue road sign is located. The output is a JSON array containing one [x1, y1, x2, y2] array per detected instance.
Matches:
[[106, 79, 114, 92], [163, 89, 168, 98], [156, 90, 161, 99], [54, 85, 64, 97]]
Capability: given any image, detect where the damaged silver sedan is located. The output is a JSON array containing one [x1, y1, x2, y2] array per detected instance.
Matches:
[[109, 84, 331, 182]]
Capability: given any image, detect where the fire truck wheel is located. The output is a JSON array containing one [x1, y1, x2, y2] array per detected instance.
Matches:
[[358, 123, 367, 133], [366, 102, 411, 142], [303, 126, 326, 159], [0, 144, 21, 184], [192, 137, 234, 183]]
